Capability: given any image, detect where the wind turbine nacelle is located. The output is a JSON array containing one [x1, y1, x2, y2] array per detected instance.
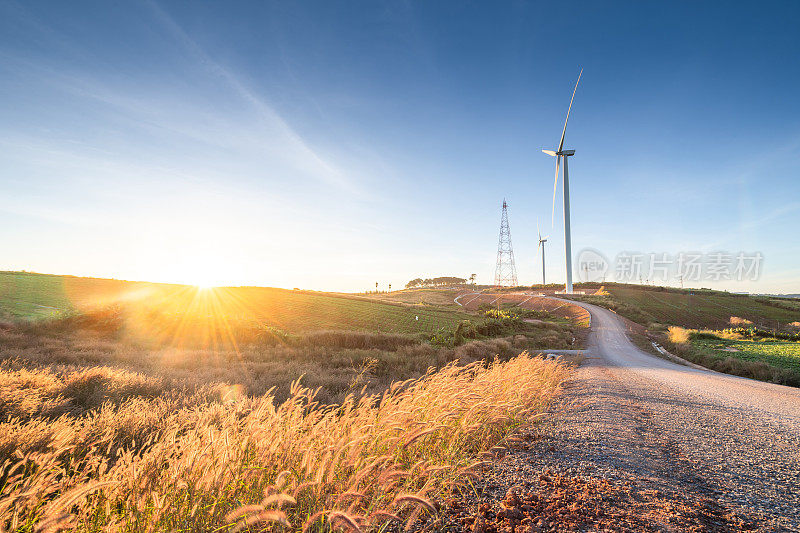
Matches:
[[560, 149, 575, 156]]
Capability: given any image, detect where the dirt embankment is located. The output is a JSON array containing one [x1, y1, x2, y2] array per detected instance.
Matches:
[[459, 293, 591, 328]]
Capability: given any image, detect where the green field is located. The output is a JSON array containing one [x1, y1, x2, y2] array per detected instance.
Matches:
[[0, 271, 123, 318], [692, 336, 800, 372], [0, 271, 473, 335], [220, 287, 474, 334], [362, 288, 464, 308], [601, 285, 800, 329]]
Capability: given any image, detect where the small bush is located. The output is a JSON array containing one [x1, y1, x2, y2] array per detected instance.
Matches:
[[255, 325, 294, 345], [689, 331, 719, 341], [516, 309, 556, 321], [430, 327, 453, 347], [668, 326, 690, 344]]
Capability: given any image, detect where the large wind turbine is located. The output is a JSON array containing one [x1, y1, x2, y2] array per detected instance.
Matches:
[[542, 69, 582, 294], [537, 219, 548, 286]]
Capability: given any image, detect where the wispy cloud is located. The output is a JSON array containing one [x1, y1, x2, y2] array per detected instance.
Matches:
[[144, 0, 353, 192], [0, 1, 359, 195]]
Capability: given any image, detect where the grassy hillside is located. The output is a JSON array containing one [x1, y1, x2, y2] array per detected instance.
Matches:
[[691, 336, 800, 372], [572, 284, 800, 330], [663, 327, 800, 386], [0, 273, 576, 531], [0, 271, 171, 318], [215, 287, 473, 334], [362, 287, 465, 308], [0, 271, 472, 335], [608, 286, 800, 328], [570, 283, 800, 386]]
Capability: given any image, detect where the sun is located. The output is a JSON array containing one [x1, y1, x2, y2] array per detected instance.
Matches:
[[185, 272, 224, 290], [169, 261, 230, 291]]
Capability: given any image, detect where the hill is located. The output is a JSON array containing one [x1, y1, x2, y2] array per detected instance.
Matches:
[[360, 287, 467, 308], [0, 271, 172, 318], [0, 276, 574, 533], [568, 283, 800, 330], [0, 271, 473, 335]]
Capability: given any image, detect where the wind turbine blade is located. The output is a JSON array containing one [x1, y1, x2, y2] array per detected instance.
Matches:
[[558, 68, 582, 153], [551, 155, 560, 227], [542, 149, 557, 157], [537, 218, 541, 240]]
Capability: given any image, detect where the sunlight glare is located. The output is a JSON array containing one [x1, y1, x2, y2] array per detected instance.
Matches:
[[183, 266, 227, 290]]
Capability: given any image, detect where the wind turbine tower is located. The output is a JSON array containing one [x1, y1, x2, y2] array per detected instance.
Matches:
[[537, 219, 548, 286], [494, 199, 518, 287], [543, 69, 582, 294]]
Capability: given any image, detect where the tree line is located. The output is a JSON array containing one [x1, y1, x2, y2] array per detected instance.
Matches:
[[405, 276, 472, 289]]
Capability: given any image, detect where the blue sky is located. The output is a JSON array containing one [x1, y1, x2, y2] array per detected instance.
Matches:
[[1, 1, 799, 292]]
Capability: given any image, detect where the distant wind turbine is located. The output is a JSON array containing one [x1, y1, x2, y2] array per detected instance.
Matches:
[[542, 69, 582, 294], [537, 218, 548, 286]]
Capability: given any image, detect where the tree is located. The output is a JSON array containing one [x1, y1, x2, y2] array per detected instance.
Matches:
[[469, 273, 476, 287], [405, 278, 424, 289], [430, 276, 466, 286]]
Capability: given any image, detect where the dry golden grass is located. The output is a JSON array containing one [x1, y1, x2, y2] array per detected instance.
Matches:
[[0, 354, 569, 532], [0, 293, 576, 532], [0, 317, 546, 410], [667, 326, 690, 345], [593, 286, 610, 296], [729, 316, 753, 326]]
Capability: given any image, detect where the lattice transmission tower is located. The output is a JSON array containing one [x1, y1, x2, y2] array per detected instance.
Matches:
[[494, 199, 518, 287]]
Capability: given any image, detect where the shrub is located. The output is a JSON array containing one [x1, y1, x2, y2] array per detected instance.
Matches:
[[668, 326, 690, 344], [516, 309, 555, 321], [255, 325, 294, 345], [299, 330, 418, 351], [430, 327, 453, 347], [689, 331, 719, 341]]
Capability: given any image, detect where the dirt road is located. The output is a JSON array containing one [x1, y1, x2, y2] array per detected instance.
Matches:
[[441, 299, 800, 532]]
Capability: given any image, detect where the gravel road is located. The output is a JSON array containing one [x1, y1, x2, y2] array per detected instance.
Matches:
[[437, 299, 800, 532]]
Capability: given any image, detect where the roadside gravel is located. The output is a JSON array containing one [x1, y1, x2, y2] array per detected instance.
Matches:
[[426, 301, 800, 532]]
